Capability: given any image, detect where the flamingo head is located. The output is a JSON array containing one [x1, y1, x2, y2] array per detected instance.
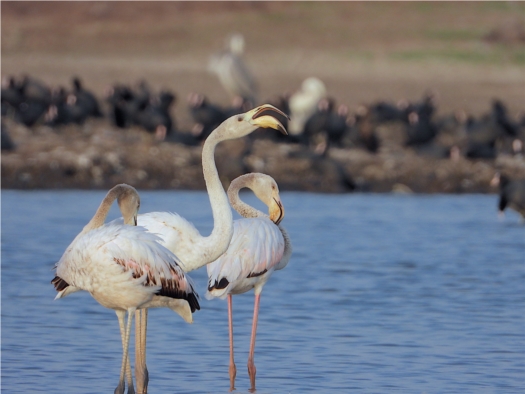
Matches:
[[116, 184, 141, 226], [251, 173, 285, 225], [246, 104, 288, 135], [216, 104, 288, 141]]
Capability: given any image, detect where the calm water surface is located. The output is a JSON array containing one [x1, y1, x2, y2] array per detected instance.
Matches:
[[2, 190, 524, 393]]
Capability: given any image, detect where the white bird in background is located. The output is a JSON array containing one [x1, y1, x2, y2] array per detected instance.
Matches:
[[52, 184, 199, 394], [126, 104, 288, 393], [208, 33, 259, 106], [206, 173, 292, 392], [288, 77, 327, 136]]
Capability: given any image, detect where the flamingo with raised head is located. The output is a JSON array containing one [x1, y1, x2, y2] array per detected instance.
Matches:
[[125, 104, 288, 393], [52, 184, 199, 394], [206, 173, 292, 392]]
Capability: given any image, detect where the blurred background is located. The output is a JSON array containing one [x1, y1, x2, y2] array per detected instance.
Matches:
[[2, 1, 525, 192], [2, 3, 525, 393]]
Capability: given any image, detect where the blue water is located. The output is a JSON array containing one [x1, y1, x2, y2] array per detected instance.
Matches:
[[2, 190, 524, 393]]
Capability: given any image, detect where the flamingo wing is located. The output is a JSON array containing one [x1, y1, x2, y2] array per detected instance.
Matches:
[[113, 211, 203, 269], [206, 217, 284, 298], [53, 224, 199, 311]]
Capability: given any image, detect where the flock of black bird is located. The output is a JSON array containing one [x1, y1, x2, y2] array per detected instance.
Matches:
[[1, 74, 523, 152], [3, 74, 525, 157], [1, 74, 525, 219]]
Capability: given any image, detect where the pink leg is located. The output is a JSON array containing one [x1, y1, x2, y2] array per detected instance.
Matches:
[[248, 294, 261, 393], [228, 294, 236, 392]]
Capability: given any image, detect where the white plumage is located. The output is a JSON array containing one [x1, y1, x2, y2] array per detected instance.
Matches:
[[119, 105, 288, 273], [52, 184, 198, 394], [55, 224, 197, 317], [206, 217, 285, 299], [136, 211, 216, 268], [205, 173, 292, 392], [110, 104, 288, 393]]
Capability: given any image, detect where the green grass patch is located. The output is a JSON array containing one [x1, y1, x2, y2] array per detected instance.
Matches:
[[344, 50, 375, 62], [390, 47, 525, 65], [410, 2, 437, 13], [262, 12, 288, 23], [479, 1, 525, 13], [511, 50, 525, 64]]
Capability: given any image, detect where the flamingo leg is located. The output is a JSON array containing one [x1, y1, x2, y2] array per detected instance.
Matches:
[[117, 310, 134, 391], [228, 294, 236, 392], [115, 308, 136, 394], [135, 309, 149, 394], [248, 293, 261, 393]]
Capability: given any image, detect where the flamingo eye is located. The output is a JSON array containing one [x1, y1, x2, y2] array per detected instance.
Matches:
[[237, 116, 243, 122]]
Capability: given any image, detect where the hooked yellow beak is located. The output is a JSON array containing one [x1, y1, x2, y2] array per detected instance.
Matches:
[[246, 104, 288, 135], [269, 197, 285, 225]]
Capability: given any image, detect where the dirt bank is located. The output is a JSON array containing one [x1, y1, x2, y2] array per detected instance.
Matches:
[[3, 115, 524, 193]]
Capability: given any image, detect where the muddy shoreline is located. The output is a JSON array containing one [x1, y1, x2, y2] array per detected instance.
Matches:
[[3, 117, 524, 194]]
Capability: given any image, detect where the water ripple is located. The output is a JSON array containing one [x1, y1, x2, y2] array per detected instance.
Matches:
[[2, 191, 524, 392]]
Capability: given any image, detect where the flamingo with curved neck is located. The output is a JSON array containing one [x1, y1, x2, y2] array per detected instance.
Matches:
[[130, 105, 288, 393], [137, 104, 287, 270], [206, 173, 292, 392], [52, 184, 199, 394]]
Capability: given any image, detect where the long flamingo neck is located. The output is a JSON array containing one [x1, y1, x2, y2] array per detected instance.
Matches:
[[82, 188, 119, 233], [186, 132, 233, 270], [228, 178, 266, 219]]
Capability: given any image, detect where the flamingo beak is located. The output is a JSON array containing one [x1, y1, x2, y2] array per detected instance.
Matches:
[[247, 104, 289, 135], [269, 197, 285, 225]]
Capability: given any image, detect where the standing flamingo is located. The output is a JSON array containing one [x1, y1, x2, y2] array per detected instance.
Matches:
[[123, 104, 287, 393], [51, 184, 199, 394], [206, 173, 292, 392]]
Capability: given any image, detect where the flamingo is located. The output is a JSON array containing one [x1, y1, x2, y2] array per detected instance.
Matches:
[[51, 184, 199, 394], [123, 104, 288, 393], [206, 173, 292, 392]]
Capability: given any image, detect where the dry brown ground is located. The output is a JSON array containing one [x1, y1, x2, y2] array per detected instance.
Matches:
[[2, 1, 525, 191]]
